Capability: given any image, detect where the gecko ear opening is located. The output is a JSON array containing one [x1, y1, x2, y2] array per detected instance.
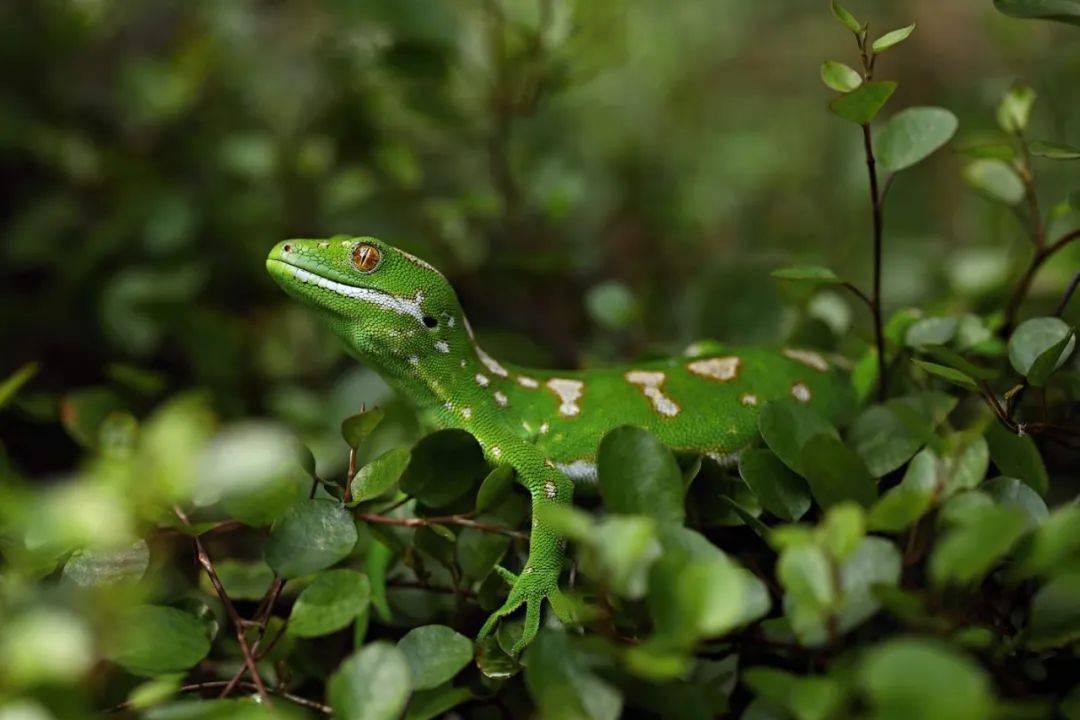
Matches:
[[422, 315, 438, 329]]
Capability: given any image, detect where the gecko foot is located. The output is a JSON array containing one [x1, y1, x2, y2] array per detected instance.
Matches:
[[477, 561, 560, 655]]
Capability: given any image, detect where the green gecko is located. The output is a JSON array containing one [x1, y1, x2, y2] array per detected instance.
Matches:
[[266, 235, 853, 652]]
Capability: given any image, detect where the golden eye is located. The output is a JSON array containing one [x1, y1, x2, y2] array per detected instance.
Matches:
[[352, 243, 381, 272]]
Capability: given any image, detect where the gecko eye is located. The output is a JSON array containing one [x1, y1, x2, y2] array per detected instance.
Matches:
[[352, 243, 381, 272]]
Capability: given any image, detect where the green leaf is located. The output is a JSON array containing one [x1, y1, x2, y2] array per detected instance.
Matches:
[[1015, 505, 1080, 577], [957, 142, 1016, 160], [341, 407, 385, 449], [0, 609, 94, 685], [288, 569, 370, 638], [929, 504, 1027, 586], [525, 631, 622, 720], [193, 422, 301, 509], [475, 465, 515, 514], [107, 606, 212, 676], [264, 499, 357, 579], [997, 84, 1038, 132], [849, 404, 926, 477], [0, 362, 39, 411], [876, 107, 958, 172], [758, 400, 839, 475], [350, 447, 411, 504], [398, 625, 474, 690], [962, 159, 1025, 204], [580, 515, 662, 599], [942, 435, 990, 496], [328, 642, 411, 720], [830, 0, 863, 33], [820, 61, 862, 93], [993, 0, 1080, 26], [60, 387, 126, 449], [1009, 317, 1076, 380], [1028, 329, 1076, 387], [904, 316, 958, 347], [1028, 570, 1080, 649], [405, 687, 474, 720], [984, 476, 1048, 528], [771, 265, 844, 284], [598, 426, 685, 525], [648, 527, 770, 645], [985, 420, 1049, 495], [206, 560, 275, 600], [829, 81, 897, 124], [800, 434, 877, 509], [62, 540, 149, 587], [400, 429, 486, 508], [860, 639, 992, 720], [1028, 140, 1080, 159], [912, 359, 978, 390], [872, 23, 916, 53], [739, 449, 812, 521], [868, 449, 939, 532], [743, 667, 845, 720]]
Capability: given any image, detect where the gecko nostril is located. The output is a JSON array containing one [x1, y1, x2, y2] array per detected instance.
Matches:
[[282, 244, 292, 253]]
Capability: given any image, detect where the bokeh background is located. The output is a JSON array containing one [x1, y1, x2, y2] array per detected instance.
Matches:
[[2, 0, 1078, 477]]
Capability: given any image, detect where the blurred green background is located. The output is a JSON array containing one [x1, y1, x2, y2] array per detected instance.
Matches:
[[2, 0, 1078, 477]]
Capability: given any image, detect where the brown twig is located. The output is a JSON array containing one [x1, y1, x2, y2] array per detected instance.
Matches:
[[219, 576, 285, 698], [1004, 228, 1080, 334], [356, 511, 528, 540], [107, 680, 330, 715], [172, 506, 271, 705]]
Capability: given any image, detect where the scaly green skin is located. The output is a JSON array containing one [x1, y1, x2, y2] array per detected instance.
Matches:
[[266, 235, 853, 652]]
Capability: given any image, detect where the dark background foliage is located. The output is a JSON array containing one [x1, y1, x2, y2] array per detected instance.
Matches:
[[0, 1, 1078, 719]]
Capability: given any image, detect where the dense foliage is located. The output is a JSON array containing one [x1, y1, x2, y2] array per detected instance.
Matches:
[[1, 1, 1079, 719]]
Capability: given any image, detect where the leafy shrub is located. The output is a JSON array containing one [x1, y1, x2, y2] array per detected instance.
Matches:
[[1, 2, 1079, 720]]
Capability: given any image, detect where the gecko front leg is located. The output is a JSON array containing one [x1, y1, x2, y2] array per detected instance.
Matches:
[[477, 443, 573, 654]]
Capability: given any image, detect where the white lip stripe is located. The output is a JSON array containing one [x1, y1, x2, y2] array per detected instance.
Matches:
[[285, 265, 425, 324]]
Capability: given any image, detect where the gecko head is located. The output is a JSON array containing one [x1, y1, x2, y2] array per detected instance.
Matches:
[[266, 236, 470, 362]]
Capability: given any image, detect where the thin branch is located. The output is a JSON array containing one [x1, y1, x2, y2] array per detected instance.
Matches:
[[841, 281, 874, 310], [861, 121, 888, 402], [1004, 228, 1080, 333], [108, 680, 330, 715], [220, 575, 284, 698], [356, 511, 528, 540], [172, 506, 271, 706]]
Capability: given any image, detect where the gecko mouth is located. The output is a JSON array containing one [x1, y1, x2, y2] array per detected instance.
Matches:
[[267, 258, 426, 324]]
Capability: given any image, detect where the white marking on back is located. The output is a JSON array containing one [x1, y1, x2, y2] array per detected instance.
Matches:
[[625, 370, 680, 417], [475, 373, 490, 387], [539, 422, 550, 434], [553, 460, 598, 485], [707, 451, 740, 467], [516, 375, 540, 388], [740, 392, 759, 407], [546, 378, 584, 417], [434, 340, 450, 353], [462, 407, 473, 419], [783, 348, 829, 372], [491, 446, 502, 459], [493, 390, 508, 407], [408, 355, 419, 366], [477, 347, 509, 377], [284, 265, 427, 325], [687, 356, 741, 382], [791, 382, 812, 402], [544, 480, 557, 499]]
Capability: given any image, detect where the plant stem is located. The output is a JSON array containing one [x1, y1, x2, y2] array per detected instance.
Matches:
[[108, 680, 330, 715], [1004, 228, 1080, 333], [356, 511, 528, 540], [172, 506, 271, 706], [861, 122, 888, 401]]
